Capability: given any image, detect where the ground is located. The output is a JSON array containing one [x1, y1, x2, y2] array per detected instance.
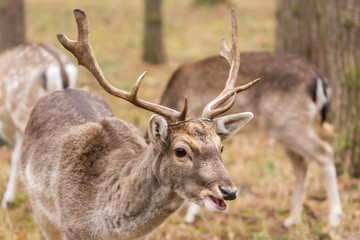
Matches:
[[0, 0, 359, 239]]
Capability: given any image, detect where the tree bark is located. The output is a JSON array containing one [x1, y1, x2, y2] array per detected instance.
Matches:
[[276, 0, 360, 177], [143, 0, 164, 64], [0, 0, 26, 53]]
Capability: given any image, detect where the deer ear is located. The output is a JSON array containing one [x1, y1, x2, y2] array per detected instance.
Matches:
[[215, 112, 253, 141], [148, 114, 169, 149]]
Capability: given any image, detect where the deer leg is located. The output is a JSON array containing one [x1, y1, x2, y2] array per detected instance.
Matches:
[[283, 150, 308, 228], [185, 202, 201, 223], [276, 121, 342, 227], [296, 131, 342, 227], [322, 164, 342, 227], [311, 142, 342, 227], [2, 132, 22, 209]]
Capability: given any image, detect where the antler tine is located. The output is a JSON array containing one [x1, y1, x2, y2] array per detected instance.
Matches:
[[201, 8, 259, 119], [57, 9, 187, 122], [220, 8, 239, 90], [220, 38, 231, 64], [203, 94, 236, 119]]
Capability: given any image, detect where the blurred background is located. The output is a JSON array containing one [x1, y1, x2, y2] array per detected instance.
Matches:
[[0, 0, 359, 239]]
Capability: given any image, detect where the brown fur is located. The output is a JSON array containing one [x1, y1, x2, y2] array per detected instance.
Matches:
[[161, 52, 343, 227], [22, 89, 241, 239], [162, 53, 324, 122], [161, 52, 330, 147]]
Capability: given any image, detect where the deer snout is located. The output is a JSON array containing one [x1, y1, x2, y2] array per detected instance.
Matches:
[[219, 186, 237, 200]]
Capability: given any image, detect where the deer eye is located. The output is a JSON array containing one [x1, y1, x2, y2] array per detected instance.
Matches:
[[221, 146, 224, 153], [174, 148, 186, 157]]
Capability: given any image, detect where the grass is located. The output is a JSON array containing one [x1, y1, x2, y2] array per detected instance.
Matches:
[[1, 0, 359, 239]]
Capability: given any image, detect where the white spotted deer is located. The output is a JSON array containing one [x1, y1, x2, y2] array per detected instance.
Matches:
[[0, 43, 78, 208], [21, 9, 258, 239], [160, 42, 342, 227]]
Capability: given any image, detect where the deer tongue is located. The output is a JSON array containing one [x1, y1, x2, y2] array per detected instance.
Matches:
[[209, 195, 227, 210]]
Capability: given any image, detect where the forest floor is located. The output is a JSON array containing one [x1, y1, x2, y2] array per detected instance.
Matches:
[[0, 0, 359, 239]]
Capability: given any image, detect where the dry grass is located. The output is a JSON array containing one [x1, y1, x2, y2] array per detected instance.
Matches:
[[1, 0, 359, 239]]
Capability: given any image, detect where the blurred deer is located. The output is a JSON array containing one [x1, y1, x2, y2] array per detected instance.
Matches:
[[160, 52, 342, 227], [0, 43, 78, 208], [21, 9, 258, 239]]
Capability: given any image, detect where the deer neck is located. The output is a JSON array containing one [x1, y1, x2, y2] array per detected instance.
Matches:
[[93, 144, 184, 238]]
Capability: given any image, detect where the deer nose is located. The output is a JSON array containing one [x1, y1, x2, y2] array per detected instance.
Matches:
[[219, 186, 238, 200]]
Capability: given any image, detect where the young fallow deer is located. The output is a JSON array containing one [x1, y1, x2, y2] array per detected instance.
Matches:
[[160, 50, 342, 227], [0, 43, 78, 208], [22, 9, 258, 239]]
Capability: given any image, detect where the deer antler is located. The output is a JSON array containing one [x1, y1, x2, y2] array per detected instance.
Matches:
[[57, 9, 188, 122], [202, 8, 260, 119]]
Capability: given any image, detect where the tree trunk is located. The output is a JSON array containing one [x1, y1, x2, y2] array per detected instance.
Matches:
[[0, 0, 26, 53], [143, 0, 164, 64], [276, 0, 360, 177]]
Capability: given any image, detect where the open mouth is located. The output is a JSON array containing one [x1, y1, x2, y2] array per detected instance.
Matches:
[[204, 195, 227, 212]]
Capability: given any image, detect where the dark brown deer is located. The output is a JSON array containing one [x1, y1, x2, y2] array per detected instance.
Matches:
[[21, 9, 258, 239], [0, 43, 78, 208], [160, 52, 342, 227]]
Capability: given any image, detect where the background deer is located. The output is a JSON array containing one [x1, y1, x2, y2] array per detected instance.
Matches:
[[0, 43, 78, 208], [21, 9, 258, 239], [160, 52, 343, 227]]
